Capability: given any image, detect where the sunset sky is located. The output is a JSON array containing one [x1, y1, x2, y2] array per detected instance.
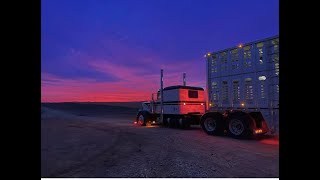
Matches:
[[41, 0, 279, 102]]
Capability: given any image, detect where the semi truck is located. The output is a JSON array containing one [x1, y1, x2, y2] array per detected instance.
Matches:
[[136, 36, 279, 138], [136, 71, 205, 128]]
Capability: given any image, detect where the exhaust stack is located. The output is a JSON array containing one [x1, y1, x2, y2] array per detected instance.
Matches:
[[183, 73, 186, 86], [160, 69, 164, 124]]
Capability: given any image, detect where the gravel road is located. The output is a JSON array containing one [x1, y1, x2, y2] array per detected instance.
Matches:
[[41, 103, 279, 177]]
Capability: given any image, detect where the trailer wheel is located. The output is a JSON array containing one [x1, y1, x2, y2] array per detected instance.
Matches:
[[227, 118, 251, 138], [228, 118, 244, 136], [200, 117, 223, 135], [137, 112, 147, 126]]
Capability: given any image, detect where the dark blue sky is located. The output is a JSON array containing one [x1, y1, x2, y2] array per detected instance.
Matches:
[[41, 0, 279, 102]]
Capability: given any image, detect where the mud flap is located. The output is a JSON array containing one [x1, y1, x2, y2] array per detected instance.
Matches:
[[249, 112, 269, 135]]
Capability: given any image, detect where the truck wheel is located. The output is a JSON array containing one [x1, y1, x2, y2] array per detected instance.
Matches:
[[227, 118, 249, 138], [178, 118, 184, 129], [178, 118, 184, 128], [169, 118, 178, 128], [200, 117, 223, 135], [163, 117, 169, 127], [179, 118, 190, 129], [137, 112, 147, 126], [167, 118, 172, 127]]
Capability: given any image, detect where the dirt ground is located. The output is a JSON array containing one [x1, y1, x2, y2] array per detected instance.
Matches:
[[41, 103, 279, 178]]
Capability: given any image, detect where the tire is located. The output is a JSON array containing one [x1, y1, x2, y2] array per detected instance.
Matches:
[[179, 118, 190, 129], [227, 115, 252, 138], [178, 118, 185, 129], [178, 118, 184, 129], [167, 118, 172, 128], [169, 118, 179, 128], [162, 117, 168, 127], [137, 112, 147, 126], [163, 117, 169, 127], [200, 116, 224, 135]]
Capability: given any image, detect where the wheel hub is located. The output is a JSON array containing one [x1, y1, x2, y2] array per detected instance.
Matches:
[[204, 118, 216, 132]]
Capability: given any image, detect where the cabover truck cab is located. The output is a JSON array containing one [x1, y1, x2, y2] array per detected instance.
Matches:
[[201, 36, 279, 138]]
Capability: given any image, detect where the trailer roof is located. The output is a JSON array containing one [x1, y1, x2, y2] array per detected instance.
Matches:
[[205, 35, 279, 56], [163, 85, 204, 91]]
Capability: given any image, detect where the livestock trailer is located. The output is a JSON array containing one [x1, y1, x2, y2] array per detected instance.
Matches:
[[201, 36, 279, 137]]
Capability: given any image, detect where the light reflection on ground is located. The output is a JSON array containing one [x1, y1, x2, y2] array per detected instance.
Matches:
[[259, 138, 279, 145]]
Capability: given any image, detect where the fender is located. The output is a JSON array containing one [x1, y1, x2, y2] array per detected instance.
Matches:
[[200, 112, 224, 123], [136, 110, 150, 119]]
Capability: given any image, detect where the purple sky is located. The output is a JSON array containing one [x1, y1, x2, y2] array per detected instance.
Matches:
[[41, 0, 279, 102]]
